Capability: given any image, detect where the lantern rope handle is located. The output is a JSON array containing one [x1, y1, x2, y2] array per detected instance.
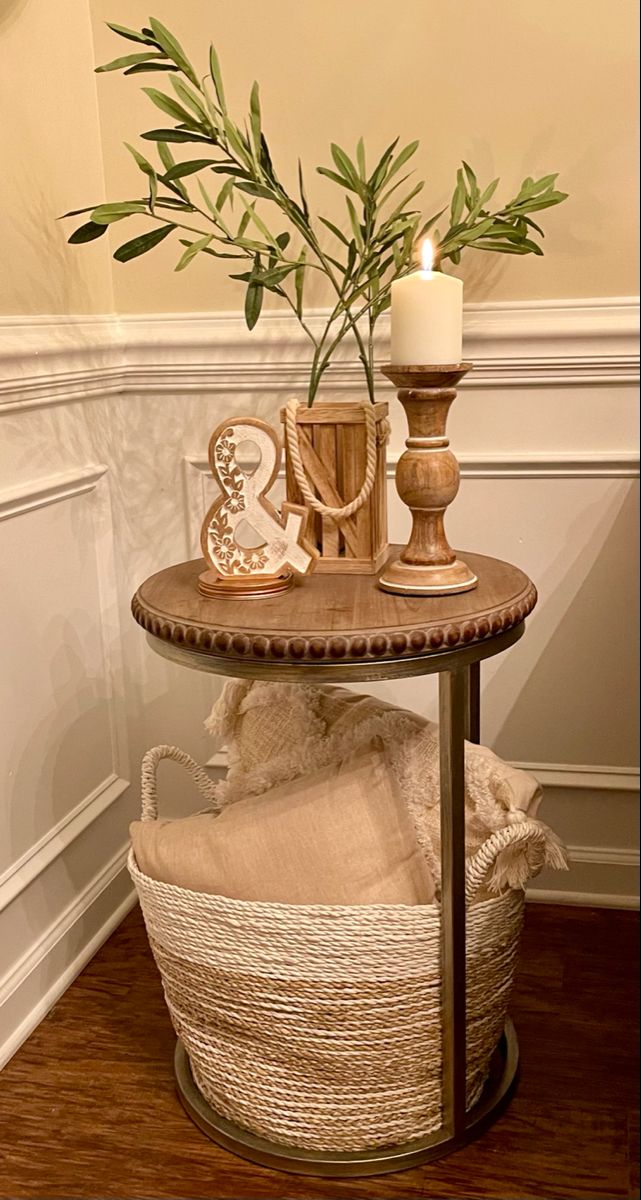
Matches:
[[284, 398, 389, 522]]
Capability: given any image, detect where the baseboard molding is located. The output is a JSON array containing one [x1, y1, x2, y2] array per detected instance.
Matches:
[[0, 297, 638, 412], [512, 762, 639, 791], [526, 889, 639, 910], [0, 846, 136, 1069]]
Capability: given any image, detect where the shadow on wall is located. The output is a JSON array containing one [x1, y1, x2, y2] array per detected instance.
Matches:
[[125, 641, 219, 815], [0, 180, 97, 315], [489, 483, 639, 767], [0, 0, 29, 33], [5, 618, 114, 875], [1, 616, 122, 1007]]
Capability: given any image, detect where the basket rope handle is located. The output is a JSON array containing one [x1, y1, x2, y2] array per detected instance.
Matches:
[[140, 745, 220, 821], [284, 398, 388, 521], [464, 819, 549, 903]]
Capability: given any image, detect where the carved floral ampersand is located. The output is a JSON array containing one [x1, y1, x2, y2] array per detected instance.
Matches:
[[199, 417, 317, 598]]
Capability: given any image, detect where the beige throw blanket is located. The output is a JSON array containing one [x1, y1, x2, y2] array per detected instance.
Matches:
[[206, 680, 567, 896]]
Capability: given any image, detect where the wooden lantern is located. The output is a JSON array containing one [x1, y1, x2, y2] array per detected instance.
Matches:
[[281, 400, 389, 575]]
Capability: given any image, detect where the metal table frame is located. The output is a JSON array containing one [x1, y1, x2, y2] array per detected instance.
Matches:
[[146, 621, 525, 1177]]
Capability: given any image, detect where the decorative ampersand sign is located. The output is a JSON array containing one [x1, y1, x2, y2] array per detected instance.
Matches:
[[198, 417, 317, 599]]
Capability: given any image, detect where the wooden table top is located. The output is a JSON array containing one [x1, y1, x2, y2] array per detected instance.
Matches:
[[132, 550, 537, 682]]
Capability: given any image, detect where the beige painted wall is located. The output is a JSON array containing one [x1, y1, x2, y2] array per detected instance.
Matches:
[[0, 0, 637, 316], [0, 0, 113, 314], [87, 0, 639, 313]]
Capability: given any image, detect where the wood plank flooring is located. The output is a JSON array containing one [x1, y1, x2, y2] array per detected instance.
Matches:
[[0, 904, 638, 1200]]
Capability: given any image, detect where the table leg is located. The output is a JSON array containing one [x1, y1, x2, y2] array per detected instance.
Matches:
[[465, 660, 481, 744], [439, 668, 467, 1139]]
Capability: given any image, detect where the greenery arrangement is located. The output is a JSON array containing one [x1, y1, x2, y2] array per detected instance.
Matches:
[[64, 18, 568, 405]]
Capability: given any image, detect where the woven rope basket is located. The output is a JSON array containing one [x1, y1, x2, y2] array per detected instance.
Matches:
[[130, 745, 542, 1153]]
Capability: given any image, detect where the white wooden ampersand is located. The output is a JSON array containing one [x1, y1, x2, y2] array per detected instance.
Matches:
[[200, 417, 317, 581]]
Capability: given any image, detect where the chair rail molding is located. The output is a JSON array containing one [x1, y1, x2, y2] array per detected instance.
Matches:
[[0, 296, 638, 412]]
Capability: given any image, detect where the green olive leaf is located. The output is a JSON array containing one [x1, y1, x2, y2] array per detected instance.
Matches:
[[169, 76, 211, 125], [91, 201, 147, 223], [105, 22, 159, 45], [142, 88, 199, 127], [141, 128, 211, 143], [209, 44, 226, 111], [330, 143, 359, 186], [450, 169, 466, 225], [68, 221, 109, 243], [244, 280, 263, 330], [174, 232, 214, 270], [96, 51, 166, 73], [124, 63, 179, 76], [114, 223, 175, 261], [148, 17, 199, 86], [249, 82, 261, 155], [318, 217, 349, 246], [163, 159, 218, 180], [385, 140, 419, 182]]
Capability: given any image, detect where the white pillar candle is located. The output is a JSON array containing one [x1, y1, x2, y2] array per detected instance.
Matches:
[[390, 240, 463, 365]]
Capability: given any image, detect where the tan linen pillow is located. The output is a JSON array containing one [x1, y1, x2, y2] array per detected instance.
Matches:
[[204, 680, 566, 895], [131, 748, 435, 906]]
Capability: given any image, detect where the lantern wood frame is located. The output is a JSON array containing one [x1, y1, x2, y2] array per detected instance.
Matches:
[[281, 401, 389, 575]]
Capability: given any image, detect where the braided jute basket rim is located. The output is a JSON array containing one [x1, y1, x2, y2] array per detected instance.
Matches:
[[128, 848, 517, 917]]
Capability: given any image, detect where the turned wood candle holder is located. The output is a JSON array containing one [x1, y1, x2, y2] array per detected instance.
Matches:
[[378, 363, 477, 596]]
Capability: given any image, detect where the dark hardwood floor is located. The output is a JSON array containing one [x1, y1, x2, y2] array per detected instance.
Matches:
[[0, 904, 638, 1200]]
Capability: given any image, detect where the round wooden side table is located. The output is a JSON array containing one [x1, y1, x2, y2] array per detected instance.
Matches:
[[132, 548, 537, 1178]]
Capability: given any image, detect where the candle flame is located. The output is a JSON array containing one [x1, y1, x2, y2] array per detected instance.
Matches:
[[421, 239, 434, 272]]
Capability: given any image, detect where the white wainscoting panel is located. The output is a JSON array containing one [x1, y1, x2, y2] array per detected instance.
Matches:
[[0, 468, 129, 909], [0, 457, 133, 1066], [0, 297, 638, 1067]]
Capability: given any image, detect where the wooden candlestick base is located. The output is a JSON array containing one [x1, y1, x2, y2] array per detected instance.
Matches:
[[378, 363, 477, 597]]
